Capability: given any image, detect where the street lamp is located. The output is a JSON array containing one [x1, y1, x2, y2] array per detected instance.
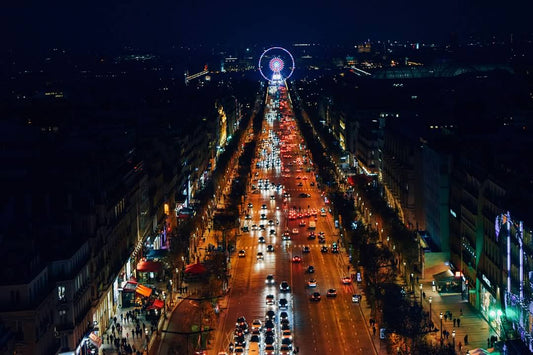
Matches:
[[452, 329, 456, 348], [429, 296, 432, 318], [440, 312, 443, 341], [419, 283, 423, 307]]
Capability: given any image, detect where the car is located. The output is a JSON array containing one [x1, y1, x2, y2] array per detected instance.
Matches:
[[264, 345, 276, 355], [269, 229, 276, 235], [252, 318, 262, 330], [238, 250, 246, 257], [258, 236, 266, 243], [281, 322, 290, 330], [321, 246, 328, 253], [279, 298, 288, 309], [310, 292, 321, 301], [279, 311, 289, 321], [306, 265, 315, 273], [318, 236, 326, 244], [292, 255, 301, 263], [291, 228, 299, 234], [259, 224, 266, 230], [297, 182, 303, 186], [327, 288, 337, 297], [266, 294, 275, 305], [245, 214, 252, 220], [267, 244, 275, 252], [261, 204, 267, 209], [241, 226, 249, 232], [299, 193, 311, 198], [265, 274, 275, 285], [307, 279, 317, 287], [264, 335, 275, 345], [265, 310, 276, 321], [257, 252, 264, 260], [341, 276, 352, 285], [299, 220, 306, 227], [352, 294, 361, 303], [302, 246, 310, 253], [281, 338, 293, 346], [268, 219, 274, 226], [251, 224, 258, 230], [264, 320, 275, 332], [280, 344, 292, 354], [250, 334, 260, 343], [260, 214, 266, 220], [280, 281, 290, 292], [233, 346, 245, 354]]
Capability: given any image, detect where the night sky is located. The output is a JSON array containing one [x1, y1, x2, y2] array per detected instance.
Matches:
[[1, 0, 532, 52]]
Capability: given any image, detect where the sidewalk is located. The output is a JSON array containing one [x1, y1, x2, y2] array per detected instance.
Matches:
[[100, 304, 156, 355], [421, 281, 492, 354], [350, 255, 496, 355]]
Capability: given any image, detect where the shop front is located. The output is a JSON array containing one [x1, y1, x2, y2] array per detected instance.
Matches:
[[136, 259, 163, 284], [479, 275, 502, 337]]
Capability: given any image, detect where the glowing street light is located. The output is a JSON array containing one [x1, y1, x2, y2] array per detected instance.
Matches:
[[419, 283, 423, 306], [452, 329, 456, 348], [429, 296, 432, 317], [440, 312, 443, 342]]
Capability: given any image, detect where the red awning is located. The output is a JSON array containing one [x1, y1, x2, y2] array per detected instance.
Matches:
[[89, 332, 102, 348], [146, 299, 164, 310], [184, 263, 207, 274], [137, 260, 162, 273]]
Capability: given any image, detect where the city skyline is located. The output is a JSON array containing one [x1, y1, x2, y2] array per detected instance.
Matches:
[[2, 1, 532, 53]]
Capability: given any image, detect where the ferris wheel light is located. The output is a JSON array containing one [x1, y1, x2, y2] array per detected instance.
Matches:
[[258, 46, 295, 82]]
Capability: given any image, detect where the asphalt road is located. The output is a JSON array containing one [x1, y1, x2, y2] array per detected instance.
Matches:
[[209, 84, 375, 355]]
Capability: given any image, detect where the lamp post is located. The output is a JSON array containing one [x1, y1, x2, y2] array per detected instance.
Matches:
[[440, 312, 443, 342], [452, 329, 456, 348], [419, 283, 423, 307], [429, 296, 432, 318]]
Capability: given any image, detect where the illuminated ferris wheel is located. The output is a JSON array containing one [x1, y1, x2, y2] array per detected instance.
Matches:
[[258, 46, 295, 83]]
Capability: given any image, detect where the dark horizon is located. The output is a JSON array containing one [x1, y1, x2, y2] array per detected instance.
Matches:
[[2, 1, 532, 54]]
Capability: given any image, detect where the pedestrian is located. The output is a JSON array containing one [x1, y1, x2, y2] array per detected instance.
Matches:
[[458, 341, 462, 351], [464, 334, 468, 345], [120, 314, 124, 322], [460, 308, 463, 316], [444, 313, 448, 322], [423, 291, 426, 299], [487, 337, 490, 348], [457, 318, 461, 327], [453, 318, 456, 327]]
